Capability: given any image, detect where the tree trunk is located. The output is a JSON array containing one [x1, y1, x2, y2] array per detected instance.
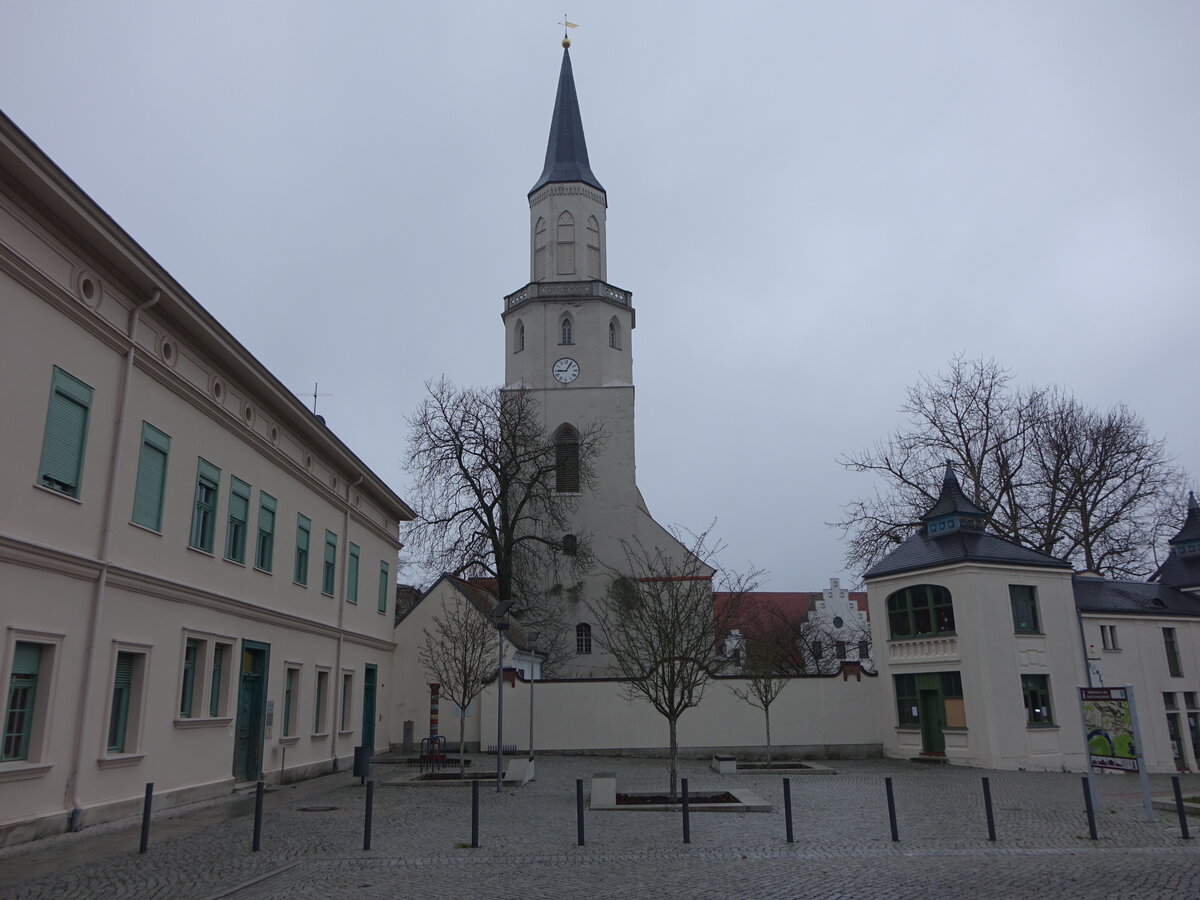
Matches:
[[668, 716, 679, 803], [765, 705, 772, 767], [458, 710, 467, 776]]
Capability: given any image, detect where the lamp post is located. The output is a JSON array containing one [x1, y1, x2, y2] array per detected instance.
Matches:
[[526, 630, 539, 773], [491, 599, 514, 793]]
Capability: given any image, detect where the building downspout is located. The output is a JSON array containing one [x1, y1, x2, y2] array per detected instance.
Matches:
[[66, 290, 160, 830], [329, 471, 363, 772]]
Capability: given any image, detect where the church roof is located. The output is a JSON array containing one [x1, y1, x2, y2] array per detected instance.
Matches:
[[1152, 492, 1200, 590], [1169, 492, 1200, 546], [1073, 574, 1200, 617], [921, 462, 989, 523], [529, 48, 604, 195], [863, 529, 1072, 579]]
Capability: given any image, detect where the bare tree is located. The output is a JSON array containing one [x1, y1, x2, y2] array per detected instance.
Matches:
[[417, 598, 494, 775], [728, 609, 790, 766], [405, 379, 602, 673], [835, 355, 1187, 578], [586, 528, 761, 800]]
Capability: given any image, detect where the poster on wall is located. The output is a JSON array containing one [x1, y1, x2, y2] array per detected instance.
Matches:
[[1079, 686, 1138, 772]]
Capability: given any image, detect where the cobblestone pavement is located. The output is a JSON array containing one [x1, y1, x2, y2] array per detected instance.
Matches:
[[3, 757, 1200, 898]]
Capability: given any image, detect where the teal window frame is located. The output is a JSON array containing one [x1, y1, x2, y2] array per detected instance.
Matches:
[[107, 652, 136, 752], [209, 643, 226, 717], [886, 584, 955, 639], [377, 561, 390, 614], [131, 422, 171, 531], [38, 366, 93, 498], [322, 530, 337, 595], [283, 667, 297, 737], [3, 642, 43, 761], [347, 543, 360, 604], [1164, 627, 1184, 677], [314, 670, 329, 733], [224, 477, 250, 563], [255, 492, 276, 572], [180, 638, 199, 717], [294, 514, 311, 585], [894, 673, 920, 726], [1009, 585, 1041, 635], [189, 459, 221, 552], [1021, 674, 1054, 726]]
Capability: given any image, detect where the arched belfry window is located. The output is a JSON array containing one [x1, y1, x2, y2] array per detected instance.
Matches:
[[886, 584, 955, 639], [576, 622, 592, 655], [587, 216, 601, 278], [554, 424, 580, 493], [560, 315, 573, 345], [608, 317, 621, 350], [514, 319, 525, 353], [557, 211, 575, 276], [534, 218, 547, 282]]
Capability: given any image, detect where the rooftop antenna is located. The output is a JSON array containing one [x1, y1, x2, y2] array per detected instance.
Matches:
[[558, 15, 577, 47], [299, 382, 332, 414]]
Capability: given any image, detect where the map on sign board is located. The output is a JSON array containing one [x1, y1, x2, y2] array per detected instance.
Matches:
[[1080, 687, 1138, 772]]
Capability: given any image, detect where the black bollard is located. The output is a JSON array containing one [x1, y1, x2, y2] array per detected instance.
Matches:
[[982, 777, 996, 842], [252, 781, 265, 851], [138, 783, 153, 854], [1172, 776, 1191, 840], [576, 779, 585, 846], [471, 779, 480, 848], [1081, 777, 1097, 840], [885, 777, 899, 842], [363, 780, 374, 851], [681, 777, 690, 844], [783, 778, 794, 844]]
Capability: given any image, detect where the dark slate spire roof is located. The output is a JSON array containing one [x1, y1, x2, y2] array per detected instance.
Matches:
[[529, 48, 604, 195], [922, 461, 989, 523], [1169, 492, 1200, 546]]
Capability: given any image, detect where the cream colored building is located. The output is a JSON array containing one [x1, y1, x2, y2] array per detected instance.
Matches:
[[0, 110, 413, 844]]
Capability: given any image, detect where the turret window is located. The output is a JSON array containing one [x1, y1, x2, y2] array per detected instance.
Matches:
[[886, 584, 955, 639], [557, 211, 575, 276], [534, 218, 546, 282], [576, 623, 592, 655], [608, 317, 621, 350], [560, 316, 574, 345], [515, 320, 525, 353], [554, 424, 580, 493], [587, 216, 600, 278]]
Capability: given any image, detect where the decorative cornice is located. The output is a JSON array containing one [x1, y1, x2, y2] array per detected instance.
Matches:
[[503, 279, 633, 312], [528, 183, 607, 207]]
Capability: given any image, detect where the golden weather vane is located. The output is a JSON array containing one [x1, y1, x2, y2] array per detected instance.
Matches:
[[558, 15, 577, 47]]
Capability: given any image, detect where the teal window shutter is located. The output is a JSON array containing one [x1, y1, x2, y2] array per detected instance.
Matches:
[[107, 652, 135, 752], [38, 367, 93, 498], [225, 477, 250, 563], [180, 639, 198, 717], [295, 514, 311, 584], [377, 561, 389, 613], [209, 644, 225, 717], [322, 531, 337, 595], [347, 543, 360, 603], [3, 642, 43, 761], [255, 492, 276, 571], [131, 423, 171, 531], [283, 668, 296, 737], [189, 459, 221, 552], [314, 670, 328, 732]]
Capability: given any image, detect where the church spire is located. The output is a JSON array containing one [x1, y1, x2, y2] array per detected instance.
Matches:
[[529, 46, 604, 196], [921, 461, 989, 537]]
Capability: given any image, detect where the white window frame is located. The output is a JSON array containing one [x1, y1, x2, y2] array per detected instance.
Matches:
[[282, 663, 302, 741], [174, 631, 235, 726], [1, 629, 64, 779], [100, 641, 152, 765], [312, 666, 331, 737]]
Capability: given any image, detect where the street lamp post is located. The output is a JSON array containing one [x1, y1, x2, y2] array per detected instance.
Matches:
[[491, 599, 514, 793], [526, 630, 539, 773]]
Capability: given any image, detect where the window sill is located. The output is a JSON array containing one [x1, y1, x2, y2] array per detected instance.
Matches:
[[337, 729, 354, 738], [894, 727, 920, 733], [98, 753, 145, 769], [293, 580, 308, 589], [322, 592, 335, 599], [1026, 724, 1058, 730], [33, 483, 82, 503], [0, 761, 53, 782], [1014, 632, 1044, 637], [187, 544, 215, 558], [1102, 648, 1122, 653], [278, 736, 301, 746], [377, 609, 388, 616], [311, 732, 330, 741], [224, 556, 246, 568], [129, 521, 163, 536], [174, 716, 234, 729], [253, 566, 273, 576]]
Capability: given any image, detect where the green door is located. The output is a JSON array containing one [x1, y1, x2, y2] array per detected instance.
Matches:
[[917, 683, 946, 754], [361, 665, 377, 752], [233, 640, 270, 781]]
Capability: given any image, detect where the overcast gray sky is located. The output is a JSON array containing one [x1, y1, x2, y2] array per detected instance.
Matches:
[[3, 2, 1197, 589]]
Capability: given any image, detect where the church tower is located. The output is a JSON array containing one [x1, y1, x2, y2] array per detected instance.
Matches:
[[501, 40, 693, 675]]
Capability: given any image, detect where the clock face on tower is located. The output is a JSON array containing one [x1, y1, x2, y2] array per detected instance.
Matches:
[[552, 357, 580, 384]]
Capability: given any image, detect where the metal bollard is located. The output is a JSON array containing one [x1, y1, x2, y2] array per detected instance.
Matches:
[[681, 777, 690, 844], [982, 777, 996, 842], [1172, 776, 1191, 840], [252, 781, 265, 851], [471, 779, 480, 848], [783, 778, 794, 843], [1081, 776, 1097, 840], [885, 777, 899, 842], [138, 783, 153, 854], [363, 780, 374, 851], [576, 778, 585, 846]]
